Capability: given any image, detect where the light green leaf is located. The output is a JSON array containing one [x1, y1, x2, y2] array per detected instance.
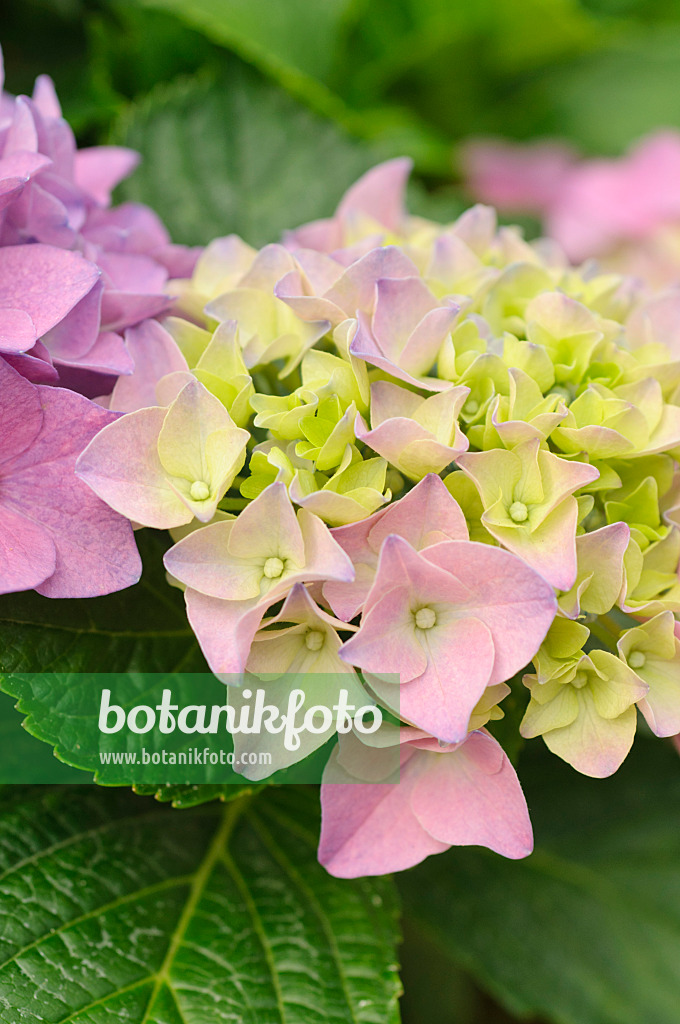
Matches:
[[400, 736, 680, 1024], [115, 67, 384, 247], [0, 786, 401, 1023]]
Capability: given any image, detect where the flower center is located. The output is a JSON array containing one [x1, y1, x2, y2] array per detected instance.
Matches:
[[572, 670, 589, 689], [415, 607, 437, 630], [509, 501, 529, 523], [190, 480, 210, 501], [263, 556, 285, 579], [629, 650, 646, 670], [305, 630, 324, 651], [463, 398, 479, 416]]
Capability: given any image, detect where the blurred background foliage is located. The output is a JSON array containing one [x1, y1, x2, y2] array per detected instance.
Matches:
[[3, 3, 680, 1022], [7, 0, 680, 247]]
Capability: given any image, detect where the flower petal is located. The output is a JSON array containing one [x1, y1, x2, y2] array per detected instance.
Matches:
[[76, 406, 191, 529], [412, 730, 533, 858]]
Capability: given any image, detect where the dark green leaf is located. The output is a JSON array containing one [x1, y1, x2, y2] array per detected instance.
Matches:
[[0, 531, 253, 803], [0, 530, 205, 676], [0, 785, 402, 1022], [0, 532, 330, 802], [400, 736, 680, 1024], [120, 0, 451, 172], [131, 0, 353, 87], [0, 690, 85, 784]]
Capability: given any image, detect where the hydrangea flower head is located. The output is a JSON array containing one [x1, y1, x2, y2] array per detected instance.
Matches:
[[71, 156, 680, 877]]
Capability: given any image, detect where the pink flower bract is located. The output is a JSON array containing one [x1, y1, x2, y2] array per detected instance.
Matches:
[[319, 727, 533, 877], [0, 358, 141, 596], [340, 534, 556, 742]]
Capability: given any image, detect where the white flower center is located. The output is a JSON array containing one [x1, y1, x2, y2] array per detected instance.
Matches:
[[190, 480, 210, 501], [263, 556, 285, 579], [464, 398, 479, 416], [305, 630, 324, 651], [509, 501, 529, 523], [572, 671, 589, 689], [415, 607, 437, 630], [629, 650, 646, 670]]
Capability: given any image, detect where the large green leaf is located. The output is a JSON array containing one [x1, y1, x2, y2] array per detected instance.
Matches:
[[119, 0, 451, 172], [0, 785, 401, 1023], [115, 66, 388, 248], [474, 21, 680, 152], [400, 735, 680, 1024], [0, 690, 85, 784]]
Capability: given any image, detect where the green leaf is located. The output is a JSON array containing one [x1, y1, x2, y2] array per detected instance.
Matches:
[[131, 780, 258, 808], [0, 530, 248, 802], [0, 530, 205, 676], [400, 736, 680, 1024], [0, 690, 85, 784], [120, 0, 451, 172], [0, 667, 337, 795], [0, 785, 402, 1023], [114, 66, 386, 247], [0, 532, 331, 801], [131, 0, 353, 87]]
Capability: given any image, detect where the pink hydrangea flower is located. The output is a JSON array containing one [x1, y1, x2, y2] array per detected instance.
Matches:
[[319, 725, 533, 877], [463, 130, 680, 263], [0, 243, 99, 370], [275, 245, 419, 328], [350, 275, 458, 390], [0, 358, 141, 596], [76, 378, 249, 529], [547, 132, 680, 262], [246, 583, 358, 678], [355, 381, 470, 479], [618, 611, 680, 738], [339, 534, 556, 742], [163, 482, 355, 673], [104, 319, 189, 413], [228, 584, 366, 779], [456, 440, 599, 591], [284, 158, 413, 257], [324, 473, 469, 621], [461, 138, 577, 216]]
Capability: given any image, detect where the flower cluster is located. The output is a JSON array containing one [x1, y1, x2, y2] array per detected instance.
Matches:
[[74, 156, 680, 876], [0, 47, 196, 596]]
